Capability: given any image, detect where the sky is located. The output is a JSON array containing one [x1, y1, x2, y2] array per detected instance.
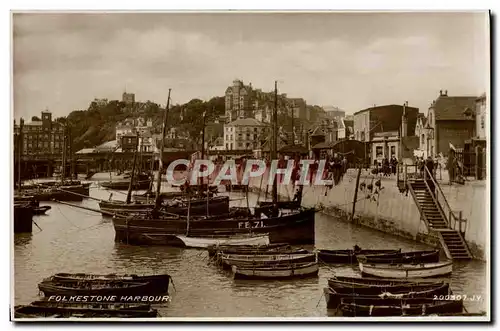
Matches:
[[13, 11, 489, 120]]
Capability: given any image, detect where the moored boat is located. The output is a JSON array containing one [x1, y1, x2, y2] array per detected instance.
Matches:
[[112, 207, 316, 245], [359, 260, 453, 278], [318, 248, 401, 264], [357, 249, 440, 264], [169, 233, 270, 249], [323, 283, 450, 309], [100, 179, 152, 191], [328, 276, 440, 287], [338, 297, 464, 316], [218, 252, 316, 269], [232, 261, 319, 280], [38, 280, 153, 297], [49, 273, 171, 293], [207, 243, 293, 257], [14, 303, 158, 318]]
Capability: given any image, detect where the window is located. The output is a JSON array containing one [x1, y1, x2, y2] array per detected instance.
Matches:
[[391, 146, 396, 157], [226, 143, 229, 150], [376, 146, 383, 158], [421, 134, 425, 145], [481, 116, 485, 129], [254, 128, 258, 132], [246, 133, 250, 140], [361, 132, 365, 141]]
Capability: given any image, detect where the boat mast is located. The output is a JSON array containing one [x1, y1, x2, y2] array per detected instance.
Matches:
[[154, 89, 171, 209], [61, 124, 67, 184], [68, 125, 75, 179], [17, 118, 24, 191], [126, 132, 140, 204], [272, 81, 278, 210]]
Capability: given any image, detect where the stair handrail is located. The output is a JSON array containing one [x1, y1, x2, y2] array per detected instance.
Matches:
[[423, 165, 462, 232]]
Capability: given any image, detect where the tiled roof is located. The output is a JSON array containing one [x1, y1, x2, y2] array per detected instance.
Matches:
[[433, 96, 477, 121], [226, 118, 268, 127]]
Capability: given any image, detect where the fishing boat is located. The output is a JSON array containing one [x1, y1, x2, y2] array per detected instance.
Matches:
[[232, 261, 319, 280], [99, 196, 230, 216], [357, 249, 440, 264], [338, 297, 464, 317], [100, 179, 151, 191], [14, 302, 158, 318], [112, 207, 315, 245], [149, 233, 270, 249], [49, 273, 171, 293], [318, 248, 401, 264], [218, 252, 316, 269], [359, 260, 453, 278], [38, 280, 153, 297]]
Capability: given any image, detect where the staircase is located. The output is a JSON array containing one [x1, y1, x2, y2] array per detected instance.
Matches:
[[408, 178, 472, 260]]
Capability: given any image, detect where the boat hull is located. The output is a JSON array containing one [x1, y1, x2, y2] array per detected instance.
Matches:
[[100, 180, 151, 191], [112, 208, 315, 245], [318, 249, 401, 264], [359, 261, 453, 278], [167, 234, 270, 249], [232, 262, 319, 280]]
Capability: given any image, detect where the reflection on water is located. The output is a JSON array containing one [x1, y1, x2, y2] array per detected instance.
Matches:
[[13, 186, 487, 317]]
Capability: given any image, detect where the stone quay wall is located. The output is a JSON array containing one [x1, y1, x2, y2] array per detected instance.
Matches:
[[248, 169, 487, 260]]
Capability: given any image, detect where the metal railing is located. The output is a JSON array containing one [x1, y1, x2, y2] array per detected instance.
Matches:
[[423, 166, 467, 235]]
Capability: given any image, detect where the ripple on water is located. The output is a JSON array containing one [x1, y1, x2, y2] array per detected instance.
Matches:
[[13, 188, 488, 317]]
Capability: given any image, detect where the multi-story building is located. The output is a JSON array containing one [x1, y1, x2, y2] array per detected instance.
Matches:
[[425, 90, 476, 157], [353, 104, 419, 162], [116, 117, 153, 145], [224, 79, 310, 122], [14, 110, 69, 156], [225, 80, 255, 122], [122, 92, 135, 105], [475, 93, 487, 140], [223, 118, 269, 151]]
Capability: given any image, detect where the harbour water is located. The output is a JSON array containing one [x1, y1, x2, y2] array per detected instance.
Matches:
[[13, 184, 487, 317]]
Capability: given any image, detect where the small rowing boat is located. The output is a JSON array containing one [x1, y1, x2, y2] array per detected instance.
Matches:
[[359, 260, 453, 279], [357, 249, 440, 264], [172, 233, 270, 249], [232, 261, 319, 280], [318, 248, 401, 264], [218, 252, 316, 269]]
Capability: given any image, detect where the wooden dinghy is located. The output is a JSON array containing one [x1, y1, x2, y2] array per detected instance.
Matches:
[[357, 250, 440, 264], [232, 261, 319, 280], [318, 248, 401, 264], [323, 283, 450, 309], [328, 281, 447, 295], [338, 297, 464, 317], [359, 260, 453, 279], [218, 252, 316, 269], [14, 302, 158, 318], [50, 273, 171, 293], [171, 233, 270, 249], [38, 280, 152, 297], [207, 243, 293, 257], [329, 276, 440, 287]]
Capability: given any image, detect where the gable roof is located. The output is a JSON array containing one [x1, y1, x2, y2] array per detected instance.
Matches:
[[432, 96, 477, 121], [226, 118, 267, 127]]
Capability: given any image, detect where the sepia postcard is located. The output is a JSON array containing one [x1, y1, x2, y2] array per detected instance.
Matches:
[[11, 10, 491, 322]]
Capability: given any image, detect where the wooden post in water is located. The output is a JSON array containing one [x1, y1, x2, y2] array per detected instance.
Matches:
[[350, 163, 363, 223], [126, 132, 140, 205], [155, 89, 171, 209]]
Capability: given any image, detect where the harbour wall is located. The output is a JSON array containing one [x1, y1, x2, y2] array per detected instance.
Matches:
[[248, 169, 487, 261]]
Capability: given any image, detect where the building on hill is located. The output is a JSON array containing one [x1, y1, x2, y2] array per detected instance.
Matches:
[[223, 117, 269, 151], [425, 90, 477, 157], [14, 110, 69, 157], [122, 92, 135, 105]]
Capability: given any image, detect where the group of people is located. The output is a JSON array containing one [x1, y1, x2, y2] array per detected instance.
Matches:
[[373, 155, 399, 177]]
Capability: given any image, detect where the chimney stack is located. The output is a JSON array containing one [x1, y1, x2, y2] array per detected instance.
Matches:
[[444, 90, 448, 96], [439, 90, 443, 96]]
